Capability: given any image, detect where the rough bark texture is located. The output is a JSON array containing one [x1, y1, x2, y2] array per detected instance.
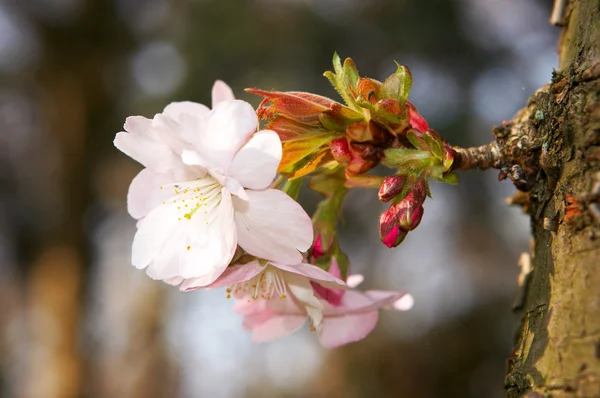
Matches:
[[505, 0, 600, 396]]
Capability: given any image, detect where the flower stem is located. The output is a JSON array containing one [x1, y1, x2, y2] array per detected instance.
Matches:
[[451, 141, 502, 171]]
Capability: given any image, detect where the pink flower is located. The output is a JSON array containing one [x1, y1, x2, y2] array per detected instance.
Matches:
[[183, 260, 346, 332], [114, 81, 313, 285], [225, 259, 413, 348]]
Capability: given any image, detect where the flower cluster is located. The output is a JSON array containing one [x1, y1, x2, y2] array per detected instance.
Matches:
[[115, 79, 412, 348]]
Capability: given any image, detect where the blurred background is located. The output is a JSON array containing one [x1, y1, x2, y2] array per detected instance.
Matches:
[[0, 0, 558, 397]]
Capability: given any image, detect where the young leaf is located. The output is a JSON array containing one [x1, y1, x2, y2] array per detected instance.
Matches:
[[380, 63, 412, 104]]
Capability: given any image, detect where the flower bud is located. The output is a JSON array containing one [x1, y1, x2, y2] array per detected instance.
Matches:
[[379, 206, 407, 248], [331, 137, 352, 164], [442, 144, 455, 171], [347, 142, 381, 174], [410, 178, 428, 205], [380, 224, 408, 249], [396, 193, 424, 231], [312, 234, 327, 259], [407, 101, 428, 132], [378, 174, 407, 202], [346, 121, 385, 143]]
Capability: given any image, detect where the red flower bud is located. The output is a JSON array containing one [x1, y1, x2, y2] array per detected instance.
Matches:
[[312, 234, 326, 259], [379, 206, 408, 248], [381, 224, 408, 248], [411, 178, 428, 205], [396, 193, 424, 231], [347, 141, 381, 174], [331, 137, 352, 164], [379, 174, 407, 202], [407, 101, 428, 132]]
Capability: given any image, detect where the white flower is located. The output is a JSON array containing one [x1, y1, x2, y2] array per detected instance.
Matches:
[[114, 81, 313, 285]]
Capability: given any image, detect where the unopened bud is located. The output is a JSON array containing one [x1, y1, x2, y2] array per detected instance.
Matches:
[[379, 207, 407, 248], [396, 194, 424, 231], [347, 142, 381, 174], [331, 137, 351, 164], [407, 101, 428, 132], [381, 224, 408, 248], [442, 144, 455, 171], [379, 174, 407, 202], [411, 179, 428, 205], [312, 235, 326, 259]]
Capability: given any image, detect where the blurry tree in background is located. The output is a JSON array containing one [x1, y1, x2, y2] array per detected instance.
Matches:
[[2, 0, 596, 397]]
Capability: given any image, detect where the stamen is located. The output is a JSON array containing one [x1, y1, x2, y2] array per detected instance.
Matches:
[[226, 267, 289, 301]]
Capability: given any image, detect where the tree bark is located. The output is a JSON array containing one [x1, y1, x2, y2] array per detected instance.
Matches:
[[504, 0, 600, 396]]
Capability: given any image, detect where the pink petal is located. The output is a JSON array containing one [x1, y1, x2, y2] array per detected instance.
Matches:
[[319, 311, 379, 348], [187, 261, 265, 290], [249, 313, 306, 342], [234, 189, 313, 264], [325, 290, 408, 316], [198, 100, 258, 172], [233, 295, 306, 342], [127, 169, 174, 219], [211, 80, 236, 108], [229, 130, 282, 190], [274, 263, 346, 289], [318, 290, 380, 348]]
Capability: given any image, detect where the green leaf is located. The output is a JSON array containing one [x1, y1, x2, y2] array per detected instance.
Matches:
[[323, 53, 361, 112], [423, 132, 443, 160], [440, 172, 459, 184], [383, 148, 432, 168], [430, 167, 459, 184], [406, 130, 429, 150], [343, 58, 359, 89], [319, 103, 364, 132], [379, 63, 412, 103]]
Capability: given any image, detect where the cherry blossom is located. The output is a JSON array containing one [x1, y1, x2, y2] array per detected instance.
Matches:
[[114, 81, 313, 285], [183, 260, 346, 333], [221, 259, 412, 348]]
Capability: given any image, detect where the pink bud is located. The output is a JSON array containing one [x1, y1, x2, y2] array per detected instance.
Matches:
[[381, 225, 408, 248], [331, 137, 351, 164], [411, 178, 428, 205], [312, 235, 326, 259], [407, 102, 428, 132], [379, 174, 407, 202], [379, 208, 408, 248], [396, 195, 424, 231]]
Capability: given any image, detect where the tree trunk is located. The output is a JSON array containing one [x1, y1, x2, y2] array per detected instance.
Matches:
[[505, 0, 600, 396]]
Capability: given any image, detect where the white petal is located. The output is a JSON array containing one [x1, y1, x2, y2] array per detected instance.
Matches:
[[114, 116, 180, 173], [286, 274, 323, 330], [178, 188, 237, 283], [211, 80, 235, 108], [393, 294, 414, 311], [127, 169, 174, 219], [163, 101, 209, 120], [198, 100, 258, 172], [181, 149, 207, 167], [225, 178, 248, 201], [229, 130, 282, 190], [234, 189, 313, 264], [131, 203, 182, 269], [346, 274, 364, 288]]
